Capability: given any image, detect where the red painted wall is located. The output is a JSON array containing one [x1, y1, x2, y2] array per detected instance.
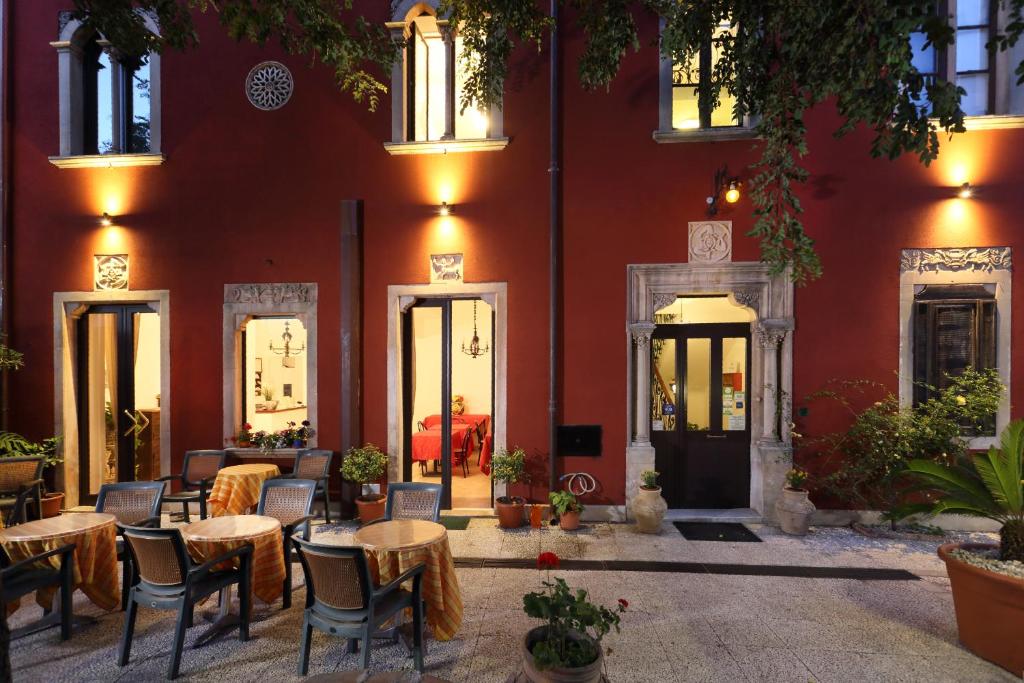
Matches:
[[8, 3, 1024, 507]]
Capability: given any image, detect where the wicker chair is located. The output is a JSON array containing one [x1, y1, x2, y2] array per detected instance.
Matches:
[[96, 481, 165, 610], [119, 526, 253, 680], [256, 479, 316, 609], [156, 450, 226, 522], [279, 449, 333, 523], [1, 543, 75, 641], [0, 456, 45, 526], [364, 483, 443, 528], [292, 537, 425, 675]]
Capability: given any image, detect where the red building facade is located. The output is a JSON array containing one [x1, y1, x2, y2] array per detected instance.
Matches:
[[6, 1, 1022, 519]]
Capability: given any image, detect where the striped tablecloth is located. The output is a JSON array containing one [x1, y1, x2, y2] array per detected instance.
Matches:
[[182, 515, 286, 605], [365, 535, 463, 641], [0, 512, 119, 614], [206, 463, 281, 517]]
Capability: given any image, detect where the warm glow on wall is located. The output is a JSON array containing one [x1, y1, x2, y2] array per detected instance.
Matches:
[[97, 225, 128, 252]]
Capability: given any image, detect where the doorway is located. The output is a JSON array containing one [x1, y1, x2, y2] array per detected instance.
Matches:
[[650, 296, 752, 508], [75, 304, 162, 503], [402, 298, 494, 509]]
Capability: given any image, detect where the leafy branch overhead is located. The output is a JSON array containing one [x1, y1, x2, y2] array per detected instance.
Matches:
[[76, 0, 1024, 283]]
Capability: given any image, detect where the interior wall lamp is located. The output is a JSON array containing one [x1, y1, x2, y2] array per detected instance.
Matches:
[[438, 201, 453, 217], [958, 182, 974, 199], [100, 212, 114, 227], [706, 165, 741, 216]]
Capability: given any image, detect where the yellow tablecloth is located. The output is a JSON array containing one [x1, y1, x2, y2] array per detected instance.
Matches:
[[0, 513, 119, 614], [206, 463, 281, 517], [183, 517, 286, 606], [365, 536, 463, 641]]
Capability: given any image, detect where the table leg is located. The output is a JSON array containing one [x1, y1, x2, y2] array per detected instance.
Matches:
[[193, 585, 240, 648]]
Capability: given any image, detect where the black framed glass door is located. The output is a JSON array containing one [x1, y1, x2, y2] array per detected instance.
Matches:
[[76, 304, 161, 503], [651, 323, 751, 508]]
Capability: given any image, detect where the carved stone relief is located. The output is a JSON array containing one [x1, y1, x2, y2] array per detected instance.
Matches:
[[900, 247, 1012, 274], [688, 221, 732, 264], [226, 283, 313, 305]]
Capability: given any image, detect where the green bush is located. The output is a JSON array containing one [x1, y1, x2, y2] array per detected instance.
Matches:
[[341, 443, 388, 486]]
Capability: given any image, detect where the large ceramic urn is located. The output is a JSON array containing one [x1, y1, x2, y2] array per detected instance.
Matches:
[[632, 486, 668, 534], [775, 487, 815, 535]]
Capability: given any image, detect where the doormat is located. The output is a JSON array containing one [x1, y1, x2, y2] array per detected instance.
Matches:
[[673, 522, 762, 542], [440, 516, 472, 531]]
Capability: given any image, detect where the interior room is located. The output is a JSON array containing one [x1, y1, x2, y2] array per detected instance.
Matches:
[[243, 317, 309, 433]]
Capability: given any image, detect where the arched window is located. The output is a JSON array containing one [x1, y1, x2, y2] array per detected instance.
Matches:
[[385, 1, 507, 154], [50, 13, 162, 167]]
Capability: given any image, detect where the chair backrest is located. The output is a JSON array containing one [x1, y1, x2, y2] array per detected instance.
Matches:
[[294, 449, 332, 479], [257, 479, 316, 525], [292, 537, 372, 611], [453, 428, 472, 455], [182, 450, 226, 486], [385, 482, 443, 522], [121, 526, 190, 588], [96, 481, 165, 525], [0, 457, 44, 494]]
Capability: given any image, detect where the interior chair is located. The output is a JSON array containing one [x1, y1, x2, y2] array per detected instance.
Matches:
[[157, 450, 226, 522], [119, 526, 253, 680], [279, 449, 333, 523], [256, 479, 316, 609], [0, 543, 75, 641], [364, 482, 443, 526], [478, 434, 493, 475], [96, 481, 165, 610], [291, 537, 425, 675], [452, 429, 472, 478], [0, 456, 44, 526]]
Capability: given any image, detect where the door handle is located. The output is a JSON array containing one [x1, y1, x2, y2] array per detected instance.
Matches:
[[123, 409, 151, 437], [705, 434, 727, 439]]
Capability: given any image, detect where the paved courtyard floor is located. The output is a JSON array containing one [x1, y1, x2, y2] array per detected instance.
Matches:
[[8, 518, 1018, 682]]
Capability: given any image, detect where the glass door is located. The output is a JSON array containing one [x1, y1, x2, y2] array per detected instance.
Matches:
[[76, 304, 161, 503]]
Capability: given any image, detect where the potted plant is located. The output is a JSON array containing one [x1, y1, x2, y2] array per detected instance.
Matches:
[[492, 446, 527, 529], [632, 469, 668, 533], [236, 423, 253, 448], [341, 443, 388, 523], [262, 386, 277, 411], [549, 490, 584, 531], [898, 419, 1024, 676], [522, 551, 627, 682], [775, 467, 815, 536], [0, 433, 63, 517]]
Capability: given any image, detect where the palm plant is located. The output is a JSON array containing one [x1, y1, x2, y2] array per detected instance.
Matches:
[[901, 419, 1024, 563]]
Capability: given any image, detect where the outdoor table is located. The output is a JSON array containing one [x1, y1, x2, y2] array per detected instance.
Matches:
[[0, 512, 119, 635], [206, 463, 281, 517], [412, 425, 473, 470], [349, 519, 462, 641], [181, 514, 285, 646]]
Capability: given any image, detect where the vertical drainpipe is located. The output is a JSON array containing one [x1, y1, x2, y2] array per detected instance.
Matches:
[[340, 199, 363, 519], [548, 0, 561, 493], [0, 0, 10, 431]]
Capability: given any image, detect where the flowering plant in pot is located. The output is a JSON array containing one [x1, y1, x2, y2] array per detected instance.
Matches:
[[632, 469, 667, 533], [775, 467, 816, 536], [897, 418, 1024, 675], [549, 490, 584, 531], [491, 446, 527, 529], [236, 423, 253, 448], [341, 444, 388, 523], [521, 552, 626, 682]]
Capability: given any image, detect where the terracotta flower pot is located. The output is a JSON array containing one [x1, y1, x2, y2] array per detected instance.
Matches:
[[355, 494, 386, 523], [939, 542, 1024, 676], [522, 626, 603, 683], [496, 497, 525, 529], [41, 492, 64, 518], [559, 510, 581, 531]]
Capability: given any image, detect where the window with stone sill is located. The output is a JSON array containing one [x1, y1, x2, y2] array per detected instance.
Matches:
[[50, 13, 162, 166], [385, 1, 505, 153], [911, 0, 1024, 119]]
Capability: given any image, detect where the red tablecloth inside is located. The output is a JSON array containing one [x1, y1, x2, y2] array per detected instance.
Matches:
[[412, 425, 473, 462], [422, 414, 490, 434]]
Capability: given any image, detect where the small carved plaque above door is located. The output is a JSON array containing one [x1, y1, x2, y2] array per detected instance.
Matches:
[[688, 221, 732, 263]]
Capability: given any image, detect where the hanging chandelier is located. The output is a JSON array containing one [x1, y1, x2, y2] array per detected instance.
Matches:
[[268, 320, 306, 364], [461, 300, 490, 359]]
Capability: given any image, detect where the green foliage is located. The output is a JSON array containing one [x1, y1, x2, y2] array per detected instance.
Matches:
[[900, 419, 1024, 562], [523, 576, 624, 670], [0, 433, 63, 469], [73, 1, 1024, 282], [785, 467, 808, 491], [0, 343, 24, 372], [804, 368, 1004, 516], [340, 443, 388, 485], [640, 469, 659, 489], [490, 446, 527, 485], [548, 489, 583, 516]]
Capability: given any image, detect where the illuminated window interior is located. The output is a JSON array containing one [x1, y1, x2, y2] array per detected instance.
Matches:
[[242, 317, 309, 433], [671, 19, 740, 130]]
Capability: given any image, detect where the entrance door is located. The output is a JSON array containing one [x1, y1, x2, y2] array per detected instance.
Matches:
[[76, 304, 161, 503], [402, 298, 494, 510], [651, 323, 751, 508]]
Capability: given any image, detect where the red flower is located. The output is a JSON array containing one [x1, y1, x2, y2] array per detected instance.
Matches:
[[618, 598, 629, 609], [537, 552, 560, 569]]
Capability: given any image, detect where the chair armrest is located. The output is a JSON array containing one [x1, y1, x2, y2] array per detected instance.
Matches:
[[135, 516, 162, 529], [0, 543, 75, 577], [16, 478, 44, 493], [283, 515, 316, 541], [154, 475, 182, 483], [277, 472, 296, 479], [189, 543, 253, 580], [372, 562, 425, 600]]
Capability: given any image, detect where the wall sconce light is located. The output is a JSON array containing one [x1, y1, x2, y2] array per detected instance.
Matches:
[[100, 212, 114, 227], [438, 201, 453, 217], [706, 166, 741, 216], [957, 182, 974, 199]]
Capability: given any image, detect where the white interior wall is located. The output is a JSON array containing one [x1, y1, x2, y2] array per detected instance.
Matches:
[[244, 317, 309, 432], [133, 312, 161, 410]]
